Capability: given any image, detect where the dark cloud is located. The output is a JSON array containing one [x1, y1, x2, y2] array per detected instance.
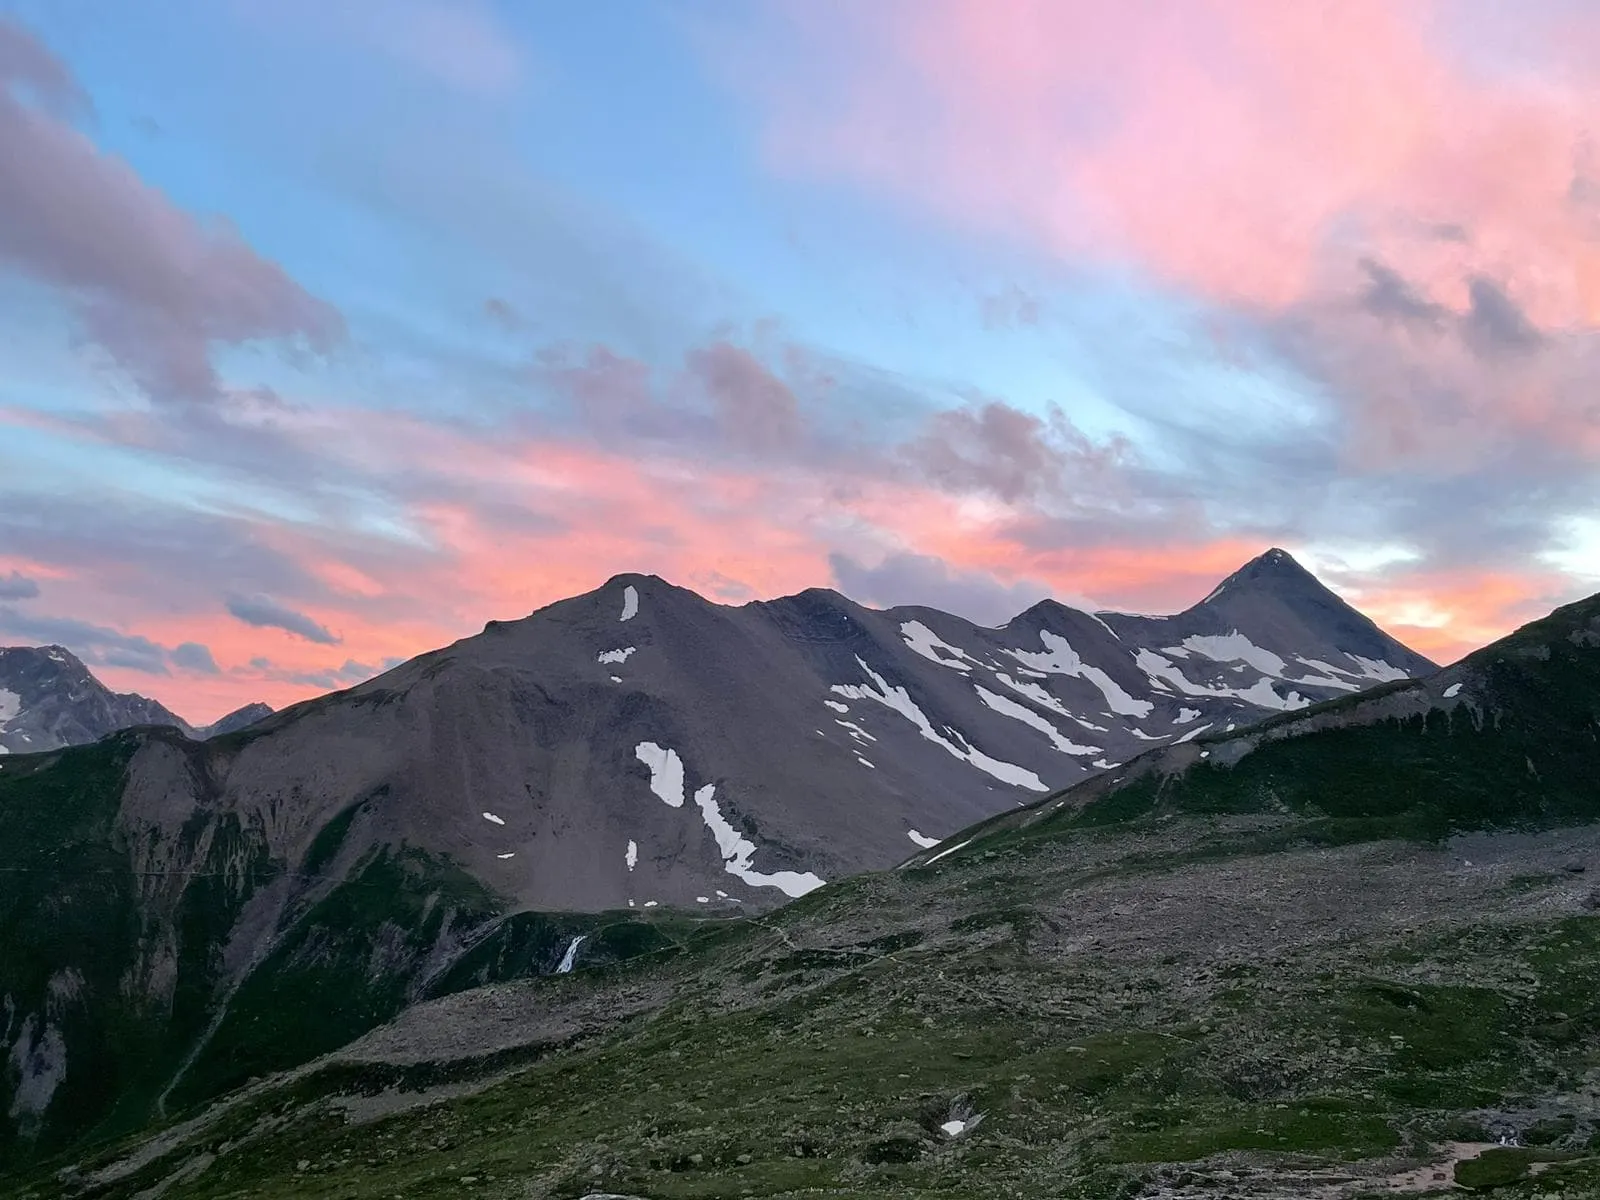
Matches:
[[171, 641, 220, 674], [0, 18, 342, 402], [226, 594, 341, 645], [0, 569, 38, 599], [829, 551, 1058, 626], [684, 340, 803, 453], [1462, 276, 1544, 357], [252, 655, 399, 691], [1358, 258, 1446, 328], [902, 399, 1130, 503], [0, 606, 170, 674]]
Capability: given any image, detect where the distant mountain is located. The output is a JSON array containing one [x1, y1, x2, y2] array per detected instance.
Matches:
[[0, 645, 189, 755], [196, 702, 274, 739]]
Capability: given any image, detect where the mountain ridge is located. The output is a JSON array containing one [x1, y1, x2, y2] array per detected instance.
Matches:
[[6, 580, 1598, 1197]]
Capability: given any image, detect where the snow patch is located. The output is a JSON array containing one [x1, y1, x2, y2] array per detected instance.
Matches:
[[1444, 682, 1463, 698], [941, 1120, 967, 1137], [1350, 654, 1409, 682], [482, 812, 505, 825], [1174, 708, 1202, 724], [831, 659, 1046, 790], [1135, 649, 1309, 712], [924, 837, 975, 865], [619, 585, 639, 622], [835, 718, 877, 742], [693, 783, 826, 897], [823, 699, 849, 713], [974, 685, 1100, 755], [610, 675, 623, 683], [1004, 631, 1153, 717], [0, 688, 20, 724], [907, 829, 940, 849], [597, 647, 635, 664], [1175, 722, 1212, 743], [497, 852, 515, 859], [634, 741, 686, 807], [1091, 758, 1121, 769], [696, 896, 708, 903], [626, 840, 638, 871], [1180, 631, 1287, 678], [899, 621, 978, 671], [856, 755, 875, 768]]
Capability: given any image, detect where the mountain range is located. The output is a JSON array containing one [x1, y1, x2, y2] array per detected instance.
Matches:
[[0, 549, 1431, 908], [0, 548, 1440, 1164], [0, 647, 272, 754], [3, 567, 1597, 1196]]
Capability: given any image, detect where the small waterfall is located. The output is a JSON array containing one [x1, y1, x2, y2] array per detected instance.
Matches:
[[555, 934, 586, 975]]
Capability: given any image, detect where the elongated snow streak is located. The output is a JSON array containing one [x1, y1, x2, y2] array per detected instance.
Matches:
[[693, 783, 825, 897], [974, 684, 1100, 755], [899, 620, 979, 671], [831, 658, 1046, 791], [619, 585, 639, 621], [907, 829, 940, 849], [555, 935, 586, 974], [626, 839, 638, 870], [1444, 682, 1463, 698], [1004, 631, 1153, 717], [924, 837, 974, 866], [482, 812, 505, 825], [634, 741, 685, 806], [497, 852, 515, 859], [1135, 649, 1309, 712], [823, 699, 849, 713]]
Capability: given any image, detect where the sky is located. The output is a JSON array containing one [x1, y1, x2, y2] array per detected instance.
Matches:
[[1, 0, 1598, 724]]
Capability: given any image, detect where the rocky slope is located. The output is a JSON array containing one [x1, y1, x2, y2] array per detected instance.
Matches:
[[0, 648, 273, 753], [8, 588, 1598, 1200], [194, 703, 274, 739], [0, 550, 1437, 1162], [0, 646, 189, 755]]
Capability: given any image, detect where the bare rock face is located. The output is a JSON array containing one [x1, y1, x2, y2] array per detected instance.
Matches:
[[0, 645, 190, 755], [196, 703, 273, 739], [132, 551, 1430, 916]]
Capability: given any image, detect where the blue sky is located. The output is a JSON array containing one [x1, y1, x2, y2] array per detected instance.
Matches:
[[1, 0, 1597, 720]]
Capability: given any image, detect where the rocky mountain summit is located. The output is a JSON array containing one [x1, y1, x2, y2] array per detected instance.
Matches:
[[0, 647, 273, 753], [0, 646, 188, 756]]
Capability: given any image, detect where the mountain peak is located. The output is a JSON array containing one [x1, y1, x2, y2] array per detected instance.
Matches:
[[1195, 547, 1325, 606]]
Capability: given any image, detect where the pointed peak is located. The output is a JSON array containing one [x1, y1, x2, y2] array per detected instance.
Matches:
[[1201, 547, 1321, 600]]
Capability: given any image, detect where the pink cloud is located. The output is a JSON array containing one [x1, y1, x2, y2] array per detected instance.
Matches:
[[739, 0, 1600, 330], [0, 18, 342, 402]]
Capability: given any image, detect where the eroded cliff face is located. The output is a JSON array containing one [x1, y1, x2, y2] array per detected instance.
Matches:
[[0, 725, 523, 1158]]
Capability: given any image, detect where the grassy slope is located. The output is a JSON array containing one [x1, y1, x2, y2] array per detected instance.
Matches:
[[16, 820, 1600, 1199]]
